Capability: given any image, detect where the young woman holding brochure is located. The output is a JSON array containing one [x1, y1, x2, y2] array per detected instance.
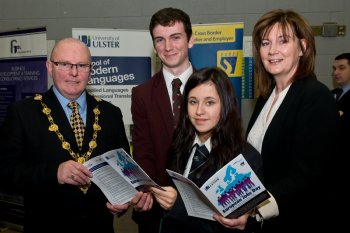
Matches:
[[150, 67, 263, 233]]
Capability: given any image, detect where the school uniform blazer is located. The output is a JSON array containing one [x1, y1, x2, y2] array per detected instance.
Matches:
[[131, 71, 180, 229], [160, 143, 263, 233], [131, 71, 176, 186], [0, 87, 130, 233], [246, 77, 341, 232]]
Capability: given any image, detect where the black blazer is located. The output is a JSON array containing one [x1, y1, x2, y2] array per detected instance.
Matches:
[[0, 87, 130, 233], [246, 77, 342, 232], [160, 143, 263, 233]]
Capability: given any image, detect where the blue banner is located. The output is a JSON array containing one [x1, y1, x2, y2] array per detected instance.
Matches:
[[189, 23, 244, 111], [0, 28, 47, 125]]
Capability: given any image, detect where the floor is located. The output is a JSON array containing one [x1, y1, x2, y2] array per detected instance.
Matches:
[[0, 223, 21, 233], [0, 208, 138, 233], [115, 208, 138, 233], [0, 228, 19, 233]]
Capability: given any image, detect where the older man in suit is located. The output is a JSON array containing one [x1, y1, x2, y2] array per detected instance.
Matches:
[[0, 38, 152, 233]]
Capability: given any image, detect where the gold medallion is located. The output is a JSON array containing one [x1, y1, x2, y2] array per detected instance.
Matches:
[[80, 184, 90, 194], [49, 124, 58, 132], [93, 123, 101, 130], [43, 107, 51, 115], [77, 157, 86, 164], [89, 140, 97, 149], [62, 141, 71, 150]]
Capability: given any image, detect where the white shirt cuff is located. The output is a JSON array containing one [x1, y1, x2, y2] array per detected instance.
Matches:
[[256, 191, 279, 221]]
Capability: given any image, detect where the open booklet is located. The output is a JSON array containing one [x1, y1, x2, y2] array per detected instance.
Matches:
[[166, 154, 269, 221], [84, 148, 163, 205]]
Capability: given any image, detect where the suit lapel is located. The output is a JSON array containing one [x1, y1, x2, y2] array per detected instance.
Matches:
[[83, 93, 98, 151], [152, 72, 175, 138]]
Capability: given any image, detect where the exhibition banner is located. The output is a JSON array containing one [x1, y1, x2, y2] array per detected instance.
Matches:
[[0, 27, 47, 125], [72, 28, 154, 126], [189, 23, 244, 108], [242, 36, 254, 99]]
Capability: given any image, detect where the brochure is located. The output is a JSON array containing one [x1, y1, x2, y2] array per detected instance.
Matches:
[[166, 154, 269, 220], [84, 148, 162, 205]]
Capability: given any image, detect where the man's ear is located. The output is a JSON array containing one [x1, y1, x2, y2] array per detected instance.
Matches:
[[46, 61, 53, 77], [188, 35, 195, 49]]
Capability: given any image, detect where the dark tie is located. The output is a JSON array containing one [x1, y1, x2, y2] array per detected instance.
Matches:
[[189, 144, 210, 174], [335, 88, 343, 101], [172, 78, 182, 127], [68, 102, 85, 150]]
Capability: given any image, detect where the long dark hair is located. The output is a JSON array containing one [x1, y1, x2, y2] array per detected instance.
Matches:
[[168, 67, 245, 173]]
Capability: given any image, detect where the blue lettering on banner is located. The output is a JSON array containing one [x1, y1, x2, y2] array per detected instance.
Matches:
[[78, 35, 119, 48], [92, 40, 119, 48], [88, 56, 151, 85]]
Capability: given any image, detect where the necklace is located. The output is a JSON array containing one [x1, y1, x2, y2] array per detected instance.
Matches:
[[34, 94, 102, 194]]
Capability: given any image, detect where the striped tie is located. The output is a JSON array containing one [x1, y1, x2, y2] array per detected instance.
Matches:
[[172, 78, 182, 127], [68, 102, 85, 150], [189, 144, 209, 174], [188, 144, 210, 183]]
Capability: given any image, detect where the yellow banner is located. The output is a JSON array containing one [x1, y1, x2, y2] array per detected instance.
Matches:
[[193, 24, 243, 44]]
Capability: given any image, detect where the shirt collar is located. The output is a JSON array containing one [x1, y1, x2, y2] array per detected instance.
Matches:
[[52, 85, 87, 111], [192, 134, 212, 153], [163, 63, 193, 91]]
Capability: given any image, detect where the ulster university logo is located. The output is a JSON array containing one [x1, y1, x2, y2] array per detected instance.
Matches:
[[78, 35, 119, 48], [10, 40, 21, 54], [78, 35, 91, 47]]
